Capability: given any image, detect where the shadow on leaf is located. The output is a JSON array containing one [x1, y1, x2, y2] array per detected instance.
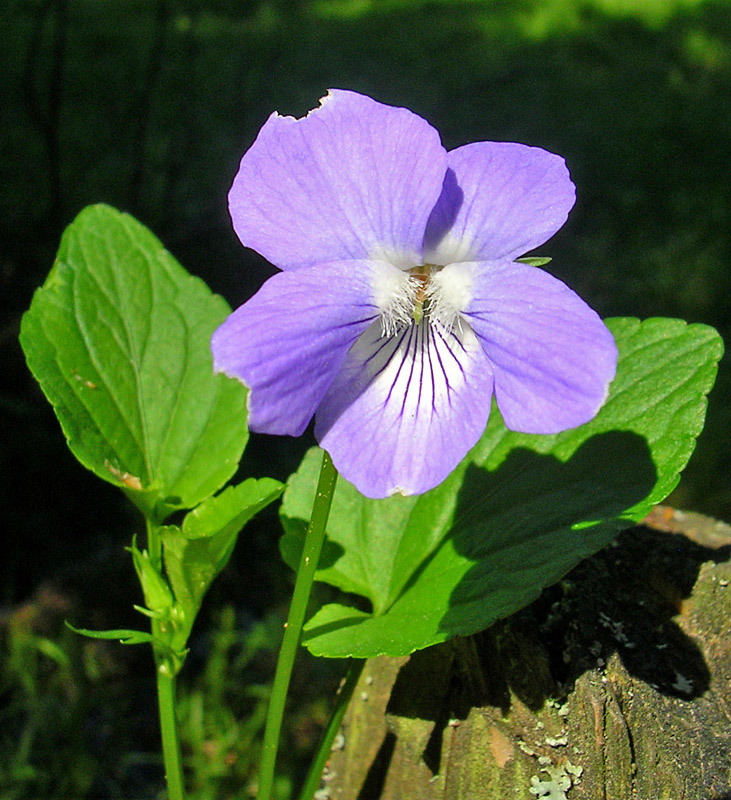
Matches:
[[440, 430, 657, 635]]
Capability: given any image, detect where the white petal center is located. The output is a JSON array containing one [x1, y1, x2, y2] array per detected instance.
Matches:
[[344, 316, 484, 430]]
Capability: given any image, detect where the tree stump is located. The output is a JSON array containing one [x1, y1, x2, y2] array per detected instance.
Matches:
[[322, 507, 731, 800]]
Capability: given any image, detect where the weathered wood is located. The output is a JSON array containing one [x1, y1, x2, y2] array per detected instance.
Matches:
[[322, 508, 731, 800]]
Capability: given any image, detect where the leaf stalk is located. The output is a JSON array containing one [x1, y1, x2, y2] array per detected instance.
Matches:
[[296, 659, 365, 800]]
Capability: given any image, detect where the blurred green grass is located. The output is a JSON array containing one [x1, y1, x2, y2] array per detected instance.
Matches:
[[1, 0, 729, 796]]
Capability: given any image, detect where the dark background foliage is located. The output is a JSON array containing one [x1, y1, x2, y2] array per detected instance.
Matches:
[[1, 0, 729, 796]]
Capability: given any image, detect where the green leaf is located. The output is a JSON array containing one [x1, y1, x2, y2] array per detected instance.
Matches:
[[19, 204, 248, 520], [162, 478, 283, 629], [281, 318, 723, 658], [65, 622, 157, 646]]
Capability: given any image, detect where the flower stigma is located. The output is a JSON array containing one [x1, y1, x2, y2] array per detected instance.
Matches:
[[410, 265, 432, 325]]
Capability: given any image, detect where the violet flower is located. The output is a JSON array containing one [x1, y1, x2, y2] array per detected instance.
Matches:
[[212, 90, 617, 499]]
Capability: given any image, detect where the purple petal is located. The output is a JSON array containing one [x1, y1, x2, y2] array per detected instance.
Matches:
[[462, 261, 617, 433], [211, 260, 387, 436], [423, 142, 576, 264], [315, 320, 494, 498], [229, 90, 448, 271]]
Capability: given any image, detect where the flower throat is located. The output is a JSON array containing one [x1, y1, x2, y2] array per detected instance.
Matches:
[[377, 263, 465, 338], [410, 265, 433, 324]]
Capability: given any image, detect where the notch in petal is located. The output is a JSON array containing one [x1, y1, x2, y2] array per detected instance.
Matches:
[[229, 90, 448, 271]]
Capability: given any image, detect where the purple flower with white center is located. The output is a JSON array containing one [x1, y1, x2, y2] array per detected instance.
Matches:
[[212, 90, 617, 499]]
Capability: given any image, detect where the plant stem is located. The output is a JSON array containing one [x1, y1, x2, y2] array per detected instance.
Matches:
[[257, 450, 338, 800], [145, 518, 185, 799], [146, 516, 163, 571], [156, 660, 186, 800], [296, 659, 365, 800]]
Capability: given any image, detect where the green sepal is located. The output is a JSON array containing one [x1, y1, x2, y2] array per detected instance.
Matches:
[[127, 538, 174, 615], [515, 256, 552, 266]]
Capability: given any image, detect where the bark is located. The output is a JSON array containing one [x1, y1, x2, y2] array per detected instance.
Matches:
[[322, 507, 731, 800]]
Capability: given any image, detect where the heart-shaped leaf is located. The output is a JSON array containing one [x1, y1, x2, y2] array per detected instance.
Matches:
[[281, 318, 723, 658], [20, 204, 248, 520]]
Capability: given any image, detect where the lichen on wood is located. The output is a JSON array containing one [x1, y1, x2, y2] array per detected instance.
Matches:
[[324, 508, 731, 800]]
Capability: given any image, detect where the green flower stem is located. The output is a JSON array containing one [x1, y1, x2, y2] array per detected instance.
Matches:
[[296, 659, 365, 800], [155, 662, 186, 800], [258, 450, 339, 800], [145, 519, 185, 800], [147, 515, 163, 571]]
